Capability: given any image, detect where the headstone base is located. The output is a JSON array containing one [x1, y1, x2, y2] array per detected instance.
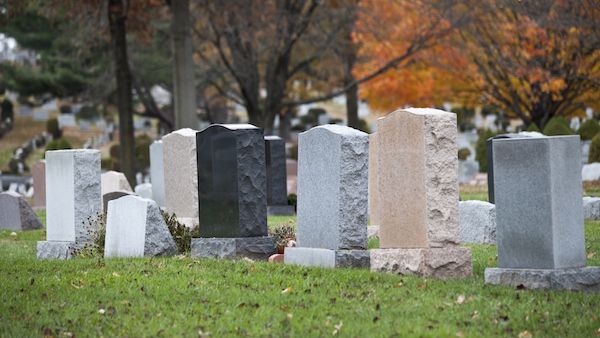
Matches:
[[284, 247, 370, 269], [370, 247, 472, 278], [267, 205, 295, 216], [484, 267, 600, 291], [191, 236, 276, 260], [37, 241, 76, 260]]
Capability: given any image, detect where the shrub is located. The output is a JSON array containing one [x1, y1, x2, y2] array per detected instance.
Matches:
[[288, 143, 298, 160], [101, 157, 113, 170], [458, 147, 471, 161], [578, 119, 600, 141], [526, 123, 541, 132], [589, 134, 600, 163], [45, 138, 72, 152], [268, 223, 296, 253], [355, 118, 370, 133], [162, 211, 200, 254], [542, 116, 574, 136], [287, 193, 297, 209], [46, 117, 62, 139], [475, 129, 496, 173]]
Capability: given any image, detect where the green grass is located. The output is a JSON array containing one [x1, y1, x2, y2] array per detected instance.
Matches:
[[1, 215, 599, 337]]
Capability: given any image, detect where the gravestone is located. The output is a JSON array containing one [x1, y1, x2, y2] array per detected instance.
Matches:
[[37, 149, 102, 259], [149, 140, 165, 207], [370, 108, 472, 278], [102, 190, 134, 214], [284, 125, 370, 268], [583, 196, 600, 220], [368, 133, 380, 226], [458, 200, 496, 244], [191, 124, 275, 260], [104, 195, 177, 258], [135, 183, 153, 200], [101, 171, 132, 196], [0, 191, 43, 230], [32, 160, 45, 208], [582, 163, 600, 181], [458, 159, 479, 184], [163, 128, 198, 226], [286, 159, 298, 195], [57, 114, 76, 128], [485, 135, 600, 291], [265, 136, 294, 216]]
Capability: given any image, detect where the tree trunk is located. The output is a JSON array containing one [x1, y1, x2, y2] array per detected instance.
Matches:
[[108, 0, 135, 186], [346, 80, 359, 129], [171, 0, 197, 129]]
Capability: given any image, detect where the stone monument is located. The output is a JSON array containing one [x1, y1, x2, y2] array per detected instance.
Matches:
[[149, 140, 165, 207], [0, 191, 43, 230], [101, 170, 132, 196], [368, 132, 380, 226], [265, 136, 294, 216], [32, 160, 45, 208]]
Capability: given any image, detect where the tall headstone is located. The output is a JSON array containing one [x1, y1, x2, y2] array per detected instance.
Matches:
[[368, 133, 380, 226], [0, 191, 43, 230], [191, 124, 275, 260], [101, 171, 132, 196], [104, 196, 177, 258], [284, 125, 370, 268], [370, 108, 472, 278], [37, 149, 101, 259], [485, 135, 600, 290], [163, 128, 198, 226], [149, 140, 165, 207], [265, 136, 294, 216], [32, 160, 46, 208]]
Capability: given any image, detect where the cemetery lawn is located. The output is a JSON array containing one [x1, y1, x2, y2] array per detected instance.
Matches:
[[0, 220, 598, 337]]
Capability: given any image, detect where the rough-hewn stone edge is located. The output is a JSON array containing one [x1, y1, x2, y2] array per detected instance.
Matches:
[[37, 241, 75, 260], [484, 267, 600, 291], [284, 247, 369, 269], [370, 247, 472, 279], [191, 236, 276, 260], [267, 205, 295, 216]]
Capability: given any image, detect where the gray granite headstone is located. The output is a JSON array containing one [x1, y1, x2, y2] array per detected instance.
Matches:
[[0, 191, 43, 230], [490, 135, 585, 269], [102, 190, 134, 215], [196, 124, 267, 237], [264, 136, 288, 205], [149, 140, 165, 207], [296, 125, 369, 250], [38, 149, 101, 259], [104, 195, 177, 258], [458, 200, 496, 244]]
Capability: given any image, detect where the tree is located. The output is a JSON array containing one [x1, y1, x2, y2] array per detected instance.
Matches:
[[458, 0, 600, 129], [353, 0, 475, 112], [192, 0, 469, 132]]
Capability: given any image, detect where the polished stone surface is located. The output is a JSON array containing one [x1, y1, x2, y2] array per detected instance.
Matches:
[[45, 149, 101, 248], [149, 140, 165, 207], [102, 190, 133, 215], [297, 125, 368, 250], [265, 136, 288, 206], [376, 108, 460, 249], [490, 135, 585, 269], [196, 124, 267, 237]]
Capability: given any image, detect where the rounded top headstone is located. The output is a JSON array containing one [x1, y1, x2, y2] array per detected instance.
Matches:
[[302, 124, 367, 138], [265, 135, 283, 141]]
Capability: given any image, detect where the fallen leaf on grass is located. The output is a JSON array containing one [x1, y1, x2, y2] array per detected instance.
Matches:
[[10, 232, 16, 236], [588, 252, 596, 259], [332, 321, 343, 336], [518, 330, 532, 338], [456, 331, 464, 337], [281, 287, 292, 294], [112, 272, 120, 277], [394, 282, 403, 288], [98, 308, 106, 315], [455, 295, 465, 304], [471, 311, 479, 319]]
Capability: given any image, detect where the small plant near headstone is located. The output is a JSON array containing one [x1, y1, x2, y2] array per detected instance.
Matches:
[[589, 133, 600, 163], [287, 193, 297, 209], [76, 213, 106, 258], [161, 211, 199, 254], [269, 223, 296, 254], [526, 123, 540, 132], [458, 148, 471, 161], [578, 119, 600, 141], [475, 129, 497, 172]]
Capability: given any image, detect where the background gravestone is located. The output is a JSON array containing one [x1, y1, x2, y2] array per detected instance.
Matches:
[[134, 183, 153, 200], [163, 128, 198, 226], [103, 190, 134, 215], [368, 133, 380, 226], [149, 140, 165, 207], [458, 200, 496, 244], [284, 125, 370, 268], [191, 124, 275, 260], [265, 136, 294, 216], [485, 135, 599, 290], [104, 195, 176, 258], [370, 108, 472, 278], [38, 149, 101, 259], [101, 171, 132, 196], [0, 191, 43, 230], [32, 160, 46, 208]]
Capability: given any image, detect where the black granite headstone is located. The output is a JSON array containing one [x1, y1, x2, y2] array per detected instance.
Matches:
[[264, 136, 288, 206], [196, 124, 267, 237]]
